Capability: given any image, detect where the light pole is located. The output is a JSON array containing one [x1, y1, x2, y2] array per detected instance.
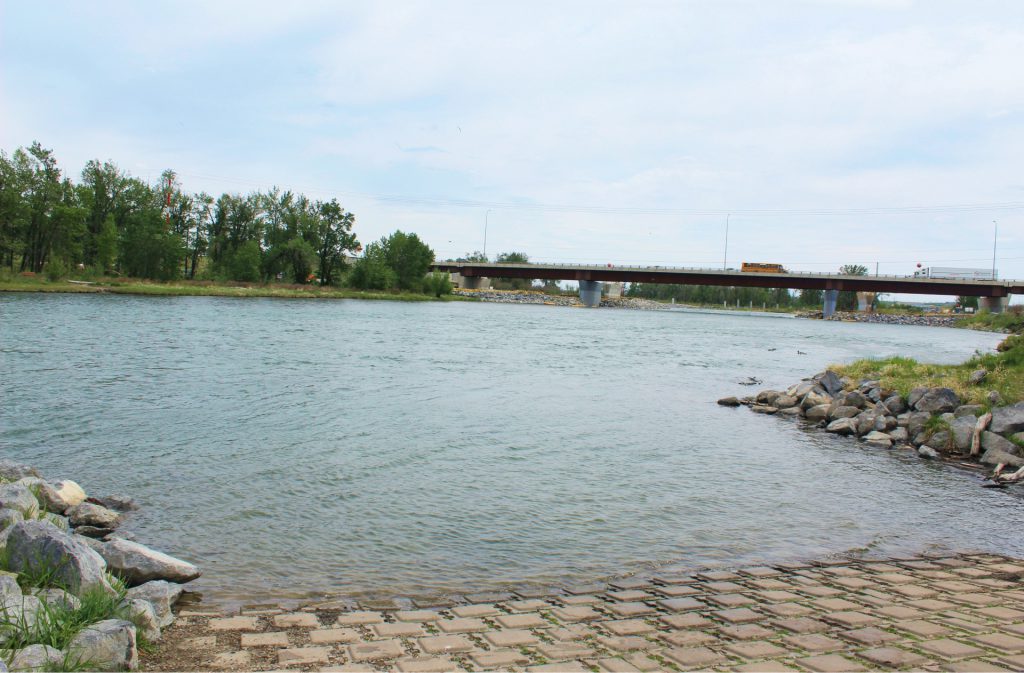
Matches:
[[723, 214, 730, 270], [484, 209, 492, 260], [992, 220, 998, 279]]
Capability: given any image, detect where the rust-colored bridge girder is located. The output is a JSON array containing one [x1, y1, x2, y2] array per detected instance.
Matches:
[[433, 262, 1022, 298]]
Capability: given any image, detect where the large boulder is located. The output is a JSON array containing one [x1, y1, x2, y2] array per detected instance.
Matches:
[[874, 415, 897, 432], [5, 521, 113, 597], [881, 395, 907, 415], [854, 412, 877, 436], [990, 403, 1024, 435], [52, 480, 87, 509], [0, 508, 24, 532], [906, 412, 932, 440], [826, 418, 858, 435], [951, 415, 978, 452], [0, 484, 39, 519], [979, 432, 1024, 468], [125, 581, 185, 628], [35, 587, 81, 611], [955, 404, 985, 418], [0, 594, 42, 645], [67, 619, 138, 671], [907, 387, 929, 409], [838, 391, 868, 409], [0, 460, 41, 481], [817, 370, 844, 397], [969, 369, 988, 385], [93, 538, 201, 586], [805, 405, 830, 422], [8, 644, 64, 671], [774, 395, 799, 409], [14, 478, 66, 514], [126, 598, 162, 642], [801, 391, 832, 410], [918, 446, 940, 459], [889, 427, 909, 444], [717, 397, 741, 407], [67, 503, 120, 530], [863, 431, 893, 448], [914, 388, 961, 414], [756, 390, 783, 406], [829, 405, 860, 420]]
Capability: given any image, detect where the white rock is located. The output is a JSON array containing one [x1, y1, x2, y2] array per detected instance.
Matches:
[[67, 620, 138, 671], [95, 538, 201, 586], [8, 644, 64, 671]]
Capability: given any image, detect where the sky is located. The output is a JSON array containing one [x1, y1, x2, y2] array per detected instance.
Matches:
[[2, 0, 1023, 300]]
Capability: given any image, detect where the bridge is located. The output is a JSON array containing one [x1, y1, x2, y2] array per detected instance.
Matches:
[[430, 262, 1023, 315]]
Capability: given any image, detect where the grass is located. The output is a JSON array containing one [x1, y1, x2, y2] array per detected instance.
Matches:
[[833, 335, 1024, 406], [957, 307, 1024, 334], [0, 274, 475, 303]]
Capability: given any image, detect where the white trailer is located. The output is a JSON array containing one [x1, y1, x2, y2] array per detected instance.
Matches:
[[913, 267, 997, 280]]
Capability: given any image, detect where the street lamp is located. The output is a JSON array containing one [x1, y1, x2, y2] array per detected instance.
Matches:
[[992, 220, 998, 280], [484, 209, 492, 260], [723, 214, 730, 270]]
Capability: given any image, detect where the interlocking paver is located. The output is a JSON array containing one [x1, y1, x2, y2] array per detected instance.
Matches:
[[607, 602, 657, 617], [436, 617, 488, 633], [277, 647, 331, 666], [821, 611, 879, 628], [774, 617, 829, 634], [483, 628, 538, 647], [661, 630, 718, 647], [534, 641, 596, 660], [609, 577, 652, 590], [725, 640, 790, 659], [506, 598, 550, 612], [874, 604, 925, 620], [894, 619, 951, 638], [941, 660, 1014, 672], [336, 611, 385, 625], [561, 594, 603, 605], [394, 610, 441, 622], [494, 612, 547, 629], [372, 622, 427, 638], [661, 613, 714, 629], [796, 653, 867, 672], [209, 616, 260, 631], [734, 663, 798, 672], [971, 632, 1024, 652], [918, 638, 986, 660], [347, 639, 406, 662], [450, 603, 500, 618], [551, 605, 603, 622], [549, 624, 597, 641], [596, 657, 644, 672], [715, 607, 764, 623], [764, 603, 815, 618], [309, 628, 361, 644], [418, 634, 475, 654], [707, 592, 756, 607], [719, 624, 776, 640], [696, 570, 739, 581], [469, 649, 530, 669], [977, 607, 1024, 620], [598, 635, 657, 652], [783, 634, 845, 652], [662, 646, 725, 669], [394, 657, 457, 673], [856, 647, 931, 668], [890, 584, 940, 599], [841, 626, 899, 646], [654, 584, 700, 597], [756, 590, 802, 602], [240, 632, 289, 647], [527, 662, 589, 672], [658, 597, 704, 612], [273, 612, 319, 628], [608, 590, 653, 602], [604, 619, 656, 636]]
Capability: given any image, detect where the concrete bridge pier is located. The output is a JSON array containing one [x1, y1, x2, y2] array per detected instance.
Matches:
[[823, 290, 839, 318], [980, 296, 1010, 313], [579, 280, 602, 307], [459, 275, 490, 290]]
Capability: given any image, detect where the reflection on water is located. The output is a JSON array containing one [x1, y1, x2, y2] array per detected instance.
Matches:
[[1, 293, 1019, 602]]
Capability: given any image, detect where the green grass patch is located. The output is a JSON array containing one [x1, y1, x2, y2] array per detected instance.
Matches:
[[833, 335, 1024, 406], [957, 308, 1024, 334]]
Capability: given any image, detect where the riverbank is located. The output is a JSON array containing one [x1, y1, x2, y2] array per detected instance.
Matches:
[[0, 277, 473, 303], [144, 552, 1024, 672]]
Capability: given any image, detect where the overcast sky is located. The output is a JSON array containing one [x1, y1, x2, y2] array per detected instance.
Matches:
[[2, 1, 1022, 297]]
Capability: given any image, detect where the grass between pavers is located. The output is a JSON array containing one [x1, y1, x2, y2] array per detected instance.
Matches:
[[832, 335, 1024, 407], [0, 276, 476, 302]]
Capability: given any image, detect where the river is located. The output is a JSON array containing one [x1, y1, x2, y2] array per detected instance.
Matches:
[[1, 293, 1021, 603]]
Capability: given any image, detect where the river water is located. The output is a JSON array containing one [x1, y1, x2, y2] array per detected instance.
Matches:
[[1, 293, 1021, 603]]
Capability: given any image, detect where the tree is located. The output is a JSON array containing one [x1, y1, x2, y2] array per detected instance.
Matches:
[[492, 251, 532, 290], [423, 270, 453, 297], [347, 243, 396, 290], [837, 264, 868, 311], [378, 230, 434, 291], [458, 251, 488, 262], [957, 295, 979, 310], [307, 199, 358, 286], [496, 251, 529, 264]]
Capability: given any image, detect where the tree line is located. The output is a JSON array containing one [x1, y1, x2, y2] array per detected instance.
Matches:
[[0, 141, 445, 293]]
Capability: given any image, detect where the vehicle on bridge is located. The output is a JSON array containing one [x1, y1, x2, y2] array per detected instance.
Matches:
[[741, 262, 786, 274], [913, 266, 997, 281]]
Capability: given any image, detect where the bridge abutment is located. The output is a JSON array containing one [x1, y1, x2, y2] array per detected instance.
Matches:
[[579, 280, 602, 307], [823, 290, 839, 318], [980, 296, 1010, 313]]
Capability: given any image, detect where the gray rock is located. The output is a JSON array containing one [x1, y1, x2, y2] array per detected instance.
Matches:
[[6, 521, 113, 597], [865, 387, 882, 403], [0, 484, 39, 519], [817, 370, 844, 397], [874, 415, 897, 432], [801, 391, 832, 410], [980, 446, 1024, 468], [990, 402, 1024, 435], [912, 431, 930, 447], [969, 369, 988, 385], [717, 396, 741, 407], [981, 431, 1022, 457], [125, 598, 161, 642], [791, 381, 821, 399], [90, 496, 139, 513], [67, 503, 120, 530], [0, 461, 41, 481], [74, 526, 116, 539], [863, 431, 893, 448], [954, 405, 985, 418], [883, 395, 907, 415], [8, 644, 64, 671], [92, 538, 201, 586], [0, 594, 42, 644], [826, 418, 858, 435], [35, 587, 81, 611], [41, 513, 69, 531], [0, 571, 21, 597], [939, 412, 955, 424], [125, 581, 184, 628], [906, 412, 932, 440], [774, 395, 799, 409], [854, 412, 877, 436], [67, 619, 137, 671], [805, 404, 830, 422], [779, 407, 803, 417], [829, 406, 861, 420], [914, 388, 961, 414], [13, 478, 66, 514], [889, 427, 909, 444], [988, 390, 1003, 406], [1013, 432, 1024, 445], [929, 431, 952, 452], [0, 508, 24, 531], [838, 391, 867, 408], [755, 390, 782, 406], [918, 446, 940, 459], [751, 405, 778, 415], [896, 412, 911, 427], [908, 387, 929, 409], [951, 415, 978, 452]]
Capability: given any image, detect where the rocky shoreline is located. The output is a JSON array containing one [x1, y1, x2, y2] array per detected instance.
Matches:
[[0, 460, 202, 671], [796, 311, 969, 329], [719, 371, 1024, 485], [453, 289, 668, 310]]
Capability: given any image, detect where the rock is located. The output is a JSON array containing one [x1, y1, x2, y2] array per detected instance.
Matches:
[[67, 619, 138, 671], [829, 405, 861, 420], [126, 598, 162, 642], [838, 391, 867, 408], [35, 587, 81, 611], [805, 404, 830, 422], [863, 431, 893, 448], [0, 460, 41, 481], [882, 395, 907, 415], [914, 388, 961, 414], [0, 594, 42, 644], [8, 644, 64, 671], [981, 431, 1021, 457], [800, 391, 831, 410], [874, 415, 897, 432], [774, 395, 799, 409], [6, 521, 113, 596], [717, 396, 741, 407], [906, 412, 932, 440], [779, 407, 803, 417], [939, 412, 955, 424], [750, 405, 778, 414], [889, 427, 909, 444], [0, 484, 40, 519], [126, 581, 185, 628], [90, 496, 139, 513], [918, 446, 940, 459], [1014, 432, 1024, 445], [67, 503, 120, 530], [908, 387, 929, 409], [929, 431, 952, 452], [0, 508, 24, 531], [980, 446, 1024, 468], [854, 412, 877, 436], [13, 478, 67, 514], [0, 571, 21, 598], [41, 513, 69, 532], [791, 381, 821, 399], [948, 415, 977, 452], [990, 402, 1024, 435], [755, 390, 782, 406], [52, 480, 87, 509], [74, 526, 117, 539], [988, 390, 1003, 406], [817, 370, 844, 397], [826, 418, 858, 435], [93, 538, 201, 586], [969, 369, 988, 385], [954, 404, 985, 418]]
